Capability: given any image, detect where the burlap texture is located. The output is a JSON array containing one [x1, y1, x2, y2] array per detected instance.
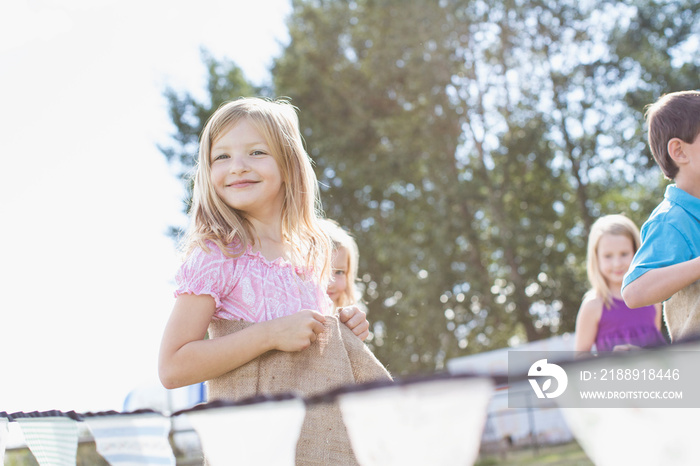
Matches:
[[663, 280, 700, 342], [207, 315, 392, 465]]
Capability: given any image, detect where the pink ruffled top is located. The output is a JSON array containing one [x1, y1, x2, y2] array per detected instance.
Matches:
[[175, 241, 333, 322]]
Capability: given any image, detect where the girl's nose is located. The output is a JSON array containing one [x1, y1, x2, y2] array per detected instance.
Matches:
[[228, 154, 250, 174]]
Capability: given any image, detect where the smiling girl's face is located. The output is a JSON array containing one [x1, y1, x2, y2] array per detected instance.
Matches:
[[596, 233, 635, 292], [209, 118, 284, 219]]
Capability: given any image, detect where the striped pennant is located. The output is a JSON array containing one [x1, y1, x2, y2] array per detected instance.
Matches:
[[83, 412, 175, 465], [13, 415, 78, 466]]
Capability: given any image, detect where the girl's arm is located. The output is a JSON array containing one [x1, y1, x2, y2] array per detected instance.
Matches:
[[158, 293, 326, 389], [622, 256, 700, 308], [654, 303, 663, 331], [574, 297, 603, 352]]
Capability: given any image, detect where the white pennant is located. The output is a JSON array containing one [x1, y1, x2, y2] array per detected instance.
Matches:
[[558, 342, 700, 466], [14, 416, 78, 466], [561, 407, 700, 466], [338, 377, 494, 466], [185, 399, 306, 466], [0, 417, 9, 466], [84, 412, 175, 466]]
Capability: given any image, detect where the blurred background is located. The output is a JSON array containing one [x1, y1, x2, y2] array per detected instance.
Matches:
[[160, 0, 699, 374]]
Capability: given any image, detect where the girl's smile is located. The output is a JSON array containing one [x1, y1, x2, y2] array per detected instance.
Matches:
[[227, 179, 259, 188]]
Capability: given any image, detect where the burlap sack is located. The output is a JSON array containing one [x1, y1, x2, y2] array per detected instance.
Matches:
[[207, 315, 392, 465], [664, 280, 700, 342]]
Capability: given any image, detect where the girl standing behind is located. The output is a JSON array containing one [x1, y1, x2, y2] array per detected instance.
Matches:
[[574, 214, 667, 352], [322, 218, 370, 340], [158, 98, 390, 464], [323, 219, 359, 308]]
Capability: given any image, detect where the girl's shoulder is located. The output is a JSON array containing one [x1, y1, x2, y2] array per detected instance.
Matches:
[[578, 292, 604, 319], [177, 240, 246, 289], [177, 240, 246, 280]]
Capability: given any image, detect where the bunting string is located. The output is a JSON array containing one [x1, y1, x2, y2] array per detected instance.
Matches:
[[3, 339, 699, 466]]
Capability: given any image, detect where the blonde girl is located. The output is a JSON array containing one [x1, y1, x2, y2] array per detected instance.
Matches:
[[159, 98, 370, 389], [321, 219, 370, 340], [323, 219, 359, 307], [158, 98, 391, 465], [574, 214, 666, 352]]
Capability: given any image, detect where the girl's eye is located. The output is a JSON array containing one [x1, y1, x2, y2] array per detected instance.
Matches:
[[213, 154, 229, 162], [334, 270, 346, 276], [251, 150, 267, 156]]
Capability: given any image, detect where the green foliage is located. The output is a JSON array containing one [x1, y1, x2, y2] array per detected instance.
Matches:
[[161, 0, 700, 375]]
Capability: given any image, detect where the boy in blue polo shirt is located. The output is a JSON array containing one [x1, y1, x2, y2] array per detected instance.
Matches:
[[622, 90, 700, 342]]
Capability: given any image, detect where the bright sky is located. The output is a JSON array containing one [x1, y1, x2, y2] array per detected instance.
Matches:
[[0, 0, 291, 414]]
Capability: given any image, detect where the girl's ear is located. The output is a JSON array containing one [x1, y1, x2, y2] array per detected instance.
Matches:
[[668, 138, 687, 165]]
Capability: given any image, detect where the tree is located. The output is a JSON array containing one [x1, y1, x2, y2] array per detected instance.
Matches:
[[162, 0, 700, 375], [271, 0, 699, 374]]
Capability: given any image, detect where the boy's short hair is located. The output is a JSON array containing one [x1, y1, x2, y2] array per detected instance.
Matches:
[[646, 90, 700, 179]]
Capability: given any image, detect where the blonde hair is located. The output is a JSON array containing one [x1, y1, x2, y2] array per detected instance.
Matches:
[[586, 214, 640, 307], [183, 97, 331, 280], [321, 219, 360, 307]]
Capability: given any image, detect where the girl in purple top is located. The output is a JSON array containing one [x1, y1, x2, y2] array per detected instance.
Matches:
[[574, 215, 667, 352], [158, 98, 370, 390]]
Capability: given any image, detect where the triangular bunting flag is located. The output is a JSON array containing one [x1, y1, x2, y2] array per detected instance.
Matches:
[[338, 376, 494, 466], [560, 407, 699, 466], [557, 341, 700, 466], [13, 414, 78, 466], [83, 411, 175, 465], [184, 398, 306, 466]]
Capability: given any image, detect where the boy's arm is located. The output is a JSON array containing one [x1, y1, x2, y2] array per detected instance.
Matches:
[[622, 256, 700, 308]]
